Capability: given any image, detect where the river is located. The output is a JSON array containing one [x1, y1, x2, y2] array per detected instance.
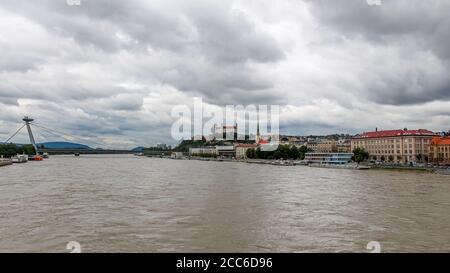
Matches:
[[0, 155, 449, 252]]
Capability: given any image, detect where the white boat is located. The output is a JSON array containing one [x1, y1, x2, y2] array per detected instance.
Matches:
[[271, 160, 295, 166], [435, 168, 450, 175], [309, 163, 371, 170], [294, 160, 309, 166], [11, 154, 28, 163]]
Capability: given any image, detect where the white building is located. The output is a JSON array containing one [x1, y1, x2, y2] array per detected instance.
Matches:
[[189, 147, 217, 156]]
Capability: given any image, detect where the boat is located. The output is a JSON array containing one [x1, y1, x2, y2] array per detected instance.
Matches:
[[271, 160, 295, 166], [41, 152, 49, 159], [435, 168, 450, 175], [29, 155, 44, 161], [74, 153, 80, 157], [11, 154, 28, 163], [294, 160, 309, 166], [309, 163, 371, 170]]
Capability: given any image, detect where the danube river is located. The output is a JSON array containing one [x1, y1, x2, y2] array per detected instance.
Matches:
[[0, 155, 449, 252]]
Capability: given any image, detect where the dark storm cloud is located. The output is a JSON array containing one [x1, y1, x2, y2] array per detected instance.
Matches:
[[1, 0, 285, 62], [308, 0, 450, 51], [307, 0, 450, 105], [0, 0, 284, 105], [159, 63, 280, 105]]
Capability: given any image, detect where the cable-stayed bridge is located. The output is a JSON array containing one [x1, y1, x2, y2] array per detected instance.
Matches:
[[3, 116, 134, 155]]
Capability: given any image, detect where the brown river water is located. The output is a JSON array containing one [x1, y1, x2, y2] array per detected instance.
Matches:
[[0, 154, 449, 252]]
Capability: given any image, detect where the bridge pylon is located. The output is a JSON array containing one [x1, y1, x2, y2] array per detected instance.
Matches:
[[22, 116, 38, 155]]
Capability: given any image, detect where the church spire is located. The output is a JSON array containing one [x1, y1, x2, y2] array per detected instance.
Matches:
[[256, 119, 261, 144]]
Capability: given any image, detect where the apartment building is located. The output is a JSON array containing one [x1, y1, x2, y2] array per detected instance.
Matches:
[[351, 129, 436, 163], [429, 137, 450, 165], [307, 139, 337, 153]]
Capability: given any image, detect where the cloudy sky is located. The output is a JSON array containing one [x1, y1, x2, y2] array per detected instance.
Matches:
[[1, 0, 449, 148]]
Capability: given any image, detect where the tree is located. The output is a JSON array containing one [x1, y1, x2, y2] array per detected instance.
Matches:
[[255, 147, 263, 159], [353, 147, 369, 163], [277, 145, 290, 159], [0, 144, 36, 157], [289, 146, 300, 160], [22, 144, 36, 155], [273, 150, 281, 159], [416, 154, 423, 162], [246, 148, 256, 159], [298, 145, 308, 160]]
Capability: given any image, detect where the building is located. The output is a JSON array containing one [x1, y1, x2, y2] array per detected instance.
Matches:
[[336, 139, 352, 153], [429, 137, 450, 165], [306, 141, 319, 152], [171, 152, 184, 159], [216, 146, 236, 158], [317, 140, 337, 153], [189, 147, 217, 157], [307, 139, 337, 153], [235, 144, 258, 159], [305, 153, 353, 165], [280, 136, 305, 146], [351, 129, 436, 164]]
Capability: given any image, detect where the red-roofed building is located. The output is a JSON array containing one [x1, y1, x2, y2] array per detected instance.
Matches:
[[429, 137, 450, 165], [351, 128, 437, 163]]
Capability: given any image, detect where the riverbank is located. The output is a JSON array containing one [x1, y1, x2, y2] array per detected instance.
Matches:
[[148, 154, 450, 174], [370, 165, 435, 172], [0, 160, 12, 167]]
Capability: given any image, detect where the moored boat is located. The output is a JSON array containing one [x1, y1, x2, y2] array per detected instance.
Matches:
[[271, 160, 295, 166], [29, 155, 44, 161], [309, 163, 371, 170], [435, 168, 450, 175], [11, 154, 28, 163]]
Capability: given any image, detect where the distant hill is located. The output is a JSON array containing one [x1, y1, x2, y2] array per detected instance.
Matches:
[[37, 142, 92, 150], [131, 146, 145, 152]]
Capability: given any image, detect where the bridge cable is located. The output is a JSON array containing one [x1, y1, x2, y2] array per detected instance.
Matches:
[[30, 122, 114, 149], [4, 124, 26, 143], [31, 125, 75, 144]]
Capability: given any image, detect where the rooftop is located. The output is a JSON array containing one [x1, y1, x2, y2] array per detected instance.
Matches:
[[235, 144, 258, 148], [354, 129, 436, 139], [431, 137, 450, 145]]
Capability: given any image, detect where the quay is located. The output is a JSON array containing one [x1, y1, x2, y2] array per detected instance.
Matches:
[[145, 155, 450, 174], [0, 159, 12, 167]]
